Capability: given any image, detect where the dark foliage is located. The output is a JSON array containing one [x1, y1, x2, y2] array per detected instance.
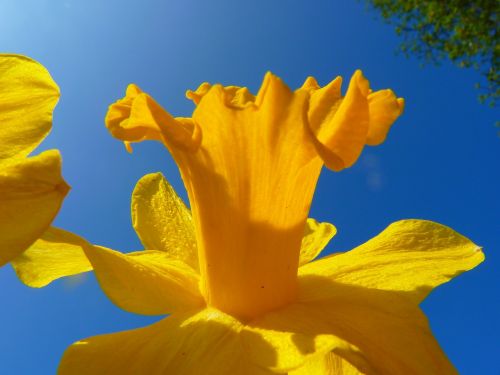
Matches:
[[366, 0, 499, 106]]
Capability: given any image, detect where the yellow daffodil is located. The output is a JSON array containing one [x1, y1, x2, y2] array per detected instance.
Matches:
[[0, 54, 69, 266], [15, 72, 483, 374]]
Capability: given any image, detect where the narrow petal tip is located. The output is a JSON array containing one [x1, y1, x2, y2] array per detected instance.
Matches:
[[301, 76, 320, 91], [352, 69, 370, 97], [255, 71, 293, 107], [126, 83, 142, 97]]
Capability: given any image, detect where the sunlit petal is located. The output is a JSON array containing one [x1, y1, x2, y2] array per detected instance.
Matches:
[[0, 150, 69, 266], [11, 227, 92, 287], [59, 308, 273, 375], [306, 71, 403, 171], [131, 172, 199, 270], [243, 300, 371, 373], [0, 54, 59, 162], [245, 278, 456, 374], [299, 219, 336, 266], [306, 71, 369, 171], [84, 245, 204, 315], [290, 352, 362, 375], [300, 220, 484, 303]]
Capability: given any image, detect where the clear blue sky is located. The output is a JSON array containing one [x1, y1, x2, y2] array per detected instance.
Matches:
[[1, 0, 498, 374]]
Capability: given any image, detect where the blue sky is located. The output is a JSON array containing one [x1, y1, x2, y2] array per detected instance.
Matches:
[[1, 0, 498, 373]]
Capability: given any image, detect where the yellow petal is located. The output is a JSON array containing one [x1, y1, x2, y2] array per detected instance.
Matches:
[[290, 352, 362, 375], [242, 300, 371, 373], [83, 245, 204, 315], [299, 219, 484, 303], [306, 71, 404, 171], [299, 277, 457, 374], [59, 308, 273, 375], [0, 150, 69, 266], [0, 54, 59, 161], [131, 172, 199, 270], [11, 227, 92, 287], [307, 70, 370, 171], [245, 277, 456, 374], [299, 219, 336, 267], [366, 90, 405, 145]]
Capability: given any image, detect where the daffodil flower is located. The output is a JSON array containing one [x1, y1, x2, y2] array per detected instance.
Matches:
[[15, 72, 483, 374], [0, 54, 69, 267]]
